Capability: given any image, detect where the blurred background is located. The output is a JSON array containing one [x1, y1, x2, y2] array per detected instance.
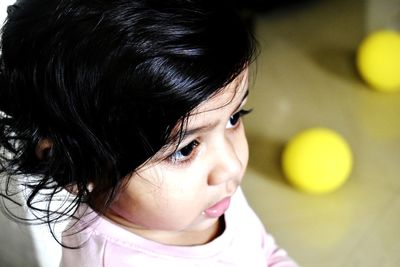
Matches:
[[1, 0, 400, 266], [241, 0, 400, 266]]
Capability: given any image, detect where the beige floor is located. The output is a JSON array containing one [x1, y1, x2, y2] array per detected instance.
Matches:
[[241, 0, 400, 266]]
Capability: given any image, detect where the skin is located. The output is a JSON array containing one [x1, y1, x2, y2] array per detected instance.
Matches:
[[106, 68, 250, 246]]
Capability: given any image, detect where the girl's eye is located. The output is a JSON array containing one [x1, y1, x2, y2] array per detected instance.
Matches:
[[168, 140, 200, 164], [226, 109, 252, 129]]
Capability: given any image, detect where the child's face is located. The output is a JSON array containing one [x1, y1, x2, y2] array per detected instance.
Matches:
[[107, 69, 249, 245]]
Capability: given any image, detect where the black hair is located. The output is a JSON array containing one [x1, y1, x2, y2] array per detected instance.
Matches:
[[0, 0, 256, 233]]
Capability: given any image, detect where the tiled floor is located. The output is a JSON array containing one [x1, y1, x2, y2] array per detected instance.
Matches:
[[242, 0, 400, 266]]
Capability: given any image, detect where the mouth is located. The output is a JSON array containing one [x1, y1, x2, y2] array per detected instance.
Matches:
[[203, 197, 231, 218]]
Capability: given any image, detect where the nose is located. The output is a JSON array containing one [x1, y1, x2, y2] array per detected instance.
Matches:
[[207, 137, 244, 187]]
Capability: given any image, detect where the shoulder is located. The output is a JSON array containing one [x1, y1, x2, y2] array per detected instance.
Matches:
[[60, 207, 167, 267], [227, 187, 265, 229], [227, 188, 300, 267], [60, 214, 106, 267], [219, 187, 270, 265]]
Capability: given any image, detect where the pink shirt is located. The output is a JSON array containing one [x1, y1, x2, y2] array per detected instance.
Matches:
[[60, 188, 298, 267]]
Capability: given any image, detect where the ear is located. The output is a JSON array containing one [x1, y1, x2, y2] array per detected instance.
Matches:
[[65, 182, 94, 195], [35, 139, 53, 160]]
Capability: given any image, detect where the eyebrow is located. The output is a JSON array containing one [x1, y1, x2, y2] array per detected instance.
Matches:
[[182, 89, 249, 138]]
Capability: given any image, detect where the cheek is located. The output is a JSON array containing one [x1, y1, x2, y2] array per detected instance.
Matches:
[[237, 126, 249, 170], [110, 174, 206, 230], [128, 196, 203, 231]]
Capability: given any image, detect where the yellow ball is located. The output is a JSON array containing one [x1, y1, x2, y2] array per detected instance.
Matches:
[[282, 128, 353, 194], [357, 30, 400, 92]]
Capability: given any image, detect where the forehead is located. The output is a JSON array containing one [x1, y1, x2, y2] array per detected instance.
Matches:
[[190, 69, 249, 116], [159, 69, 249, 150]]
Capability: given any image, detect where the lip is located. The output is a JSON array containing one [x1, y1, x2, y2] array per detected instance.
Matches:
[[204, 197, 231, 218]]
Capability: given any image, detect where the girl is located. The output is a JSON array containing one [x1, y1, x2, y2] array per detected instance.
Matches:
[[0, 0, 298, 266]]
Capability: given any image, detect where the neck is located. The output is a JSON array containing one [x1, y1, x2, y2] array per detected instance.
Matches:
[[105, 213, 226, 246]]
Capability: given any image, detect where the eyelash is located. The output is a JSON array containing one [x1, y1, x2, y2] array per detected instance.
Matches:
[[226, 108, 252, 129], [166, 108, 253, 166]]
